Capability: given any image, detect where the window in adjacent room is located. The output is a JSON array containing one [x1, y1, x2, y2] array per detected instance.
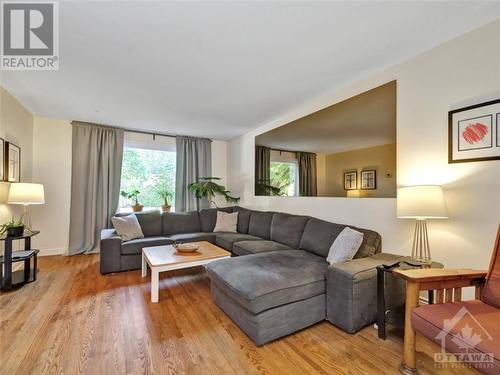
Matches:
[[119, 132, 176, 212], [269, 150, 299, 196]]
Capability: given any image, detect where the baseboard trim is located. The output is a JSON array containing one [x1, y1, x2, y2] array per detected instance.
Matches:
[[38, 248, 64, 256]]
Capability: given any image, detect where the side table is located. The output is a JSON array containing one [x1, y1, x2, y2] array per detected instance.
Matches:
[[1, 230, 40, 291], [377, 258, 443, 339]]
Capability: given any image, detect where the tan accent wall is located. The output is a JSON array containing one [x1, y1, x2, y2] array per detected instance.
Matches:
[[323, 143, 396, 198]]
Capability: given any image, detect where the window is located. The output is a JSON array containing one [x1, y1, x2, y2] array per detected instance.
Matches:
[[119, 143, 176, 212], [270, 161, 298, 196]]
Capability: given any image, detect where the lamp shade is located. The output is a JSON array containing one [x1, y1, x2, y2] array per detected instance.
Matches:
[[7, 183, 45, 205], [397, 185, 448, 219]]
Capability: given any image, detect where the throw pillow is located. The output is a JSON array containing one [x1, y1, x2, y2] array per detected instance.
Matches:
[[213, 211, 238, 233], [111, 214, 144, 241], [326, 227, 364, 264]]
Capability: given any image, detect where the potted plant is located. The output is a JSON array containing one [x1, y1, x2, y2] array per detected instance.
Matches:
[[158, 189, 174, 212], [188, 177, 239, 210], [120, 189, 143, 212], [0, 216, 25, 237]]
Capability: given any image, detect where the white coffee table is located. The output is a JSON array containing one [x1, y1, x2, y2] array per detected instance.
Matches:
[[141, 241, 231, 303]]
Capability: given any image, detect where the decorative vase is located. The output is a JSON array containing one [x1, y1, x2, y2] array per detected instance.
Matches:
[[161, 205, 171, 212], [7, 225, 25, 237], [132, 204, 143, 212]]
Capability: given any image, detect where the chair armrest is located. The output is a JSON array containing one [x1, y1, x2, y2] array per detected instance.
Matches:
[[100, 229, 122, 274], [326, 253, 405, 333]]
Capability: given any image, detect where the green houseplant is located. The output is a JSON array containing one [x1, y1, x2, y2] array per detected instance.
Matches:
[[188, 177, 239, 210], [158, 189, 174, 212], [120, 189, 143, 212], [0, 216, 25, 237]]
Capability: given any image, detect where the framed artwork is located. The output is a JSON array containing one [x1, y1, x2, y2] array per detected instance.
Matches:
[[5, 142, 21, 182], [361, 170, 377, 190], [448, 99, 500, 163], [344, 171, 357, 190], [0, 138, 4, 181]]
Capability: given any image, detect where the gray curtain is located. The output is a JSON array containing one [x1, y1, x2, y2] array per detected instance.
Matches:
[[175, 136, 212, 212], [297, 152, 317, 196], [68, 122, 124, 254], [255, 146, 271, 195]]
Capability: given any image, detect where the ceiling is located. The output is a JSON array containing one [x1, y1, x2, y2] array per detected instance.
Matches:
[[2, 2, 500, 140], [256, 81, 396, 154]]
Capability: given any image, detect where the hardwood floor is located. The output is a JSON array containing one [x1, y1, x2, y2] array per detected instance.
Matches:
[[1, 255, 478, 375]]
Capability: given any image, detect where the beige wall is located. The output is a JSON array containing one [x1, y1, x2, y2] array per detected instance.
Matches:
[[323, 143, 396, 198], [31, 118, 73, 255], [0, 87, 34, 227], [227, 19, 500, 300]]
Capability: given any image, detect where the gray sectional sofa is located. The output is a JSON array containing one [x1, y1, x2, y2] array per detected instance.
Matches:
[[100, 206, 403, 345]]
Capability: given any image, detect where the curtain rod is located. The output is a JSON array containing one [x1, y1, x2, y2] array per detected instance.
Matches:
[[257, 145, 316, 155], [71, 120, 212, 142]]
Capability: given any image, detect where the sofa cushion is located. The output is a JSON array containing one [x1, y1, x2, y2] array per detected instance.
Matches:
[[215, 232, 261, 251], [270, 213, 308, 248], [299, 218, 346, 257], [232, 240, 292, 256], [167, 232, 216, 244], [206, 250, 328, 314], [412, 300, 500, 371], [248, 211, 274, 240], [120, 236, 173, 255], [300, 218, 381, 258], [162, 211, 200, 235], [199, 207, 234, 233], [233, 206, 252, 234], [130, 210, 162, 237]]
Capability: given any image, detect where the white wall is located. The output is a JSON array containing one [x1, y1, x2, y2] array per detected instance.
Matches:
[[227, 20, 500, 277], [31, 118, 72, 255]]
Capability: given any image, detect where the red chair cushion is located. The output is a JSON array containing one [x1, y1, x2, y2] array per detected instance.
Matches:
[[412, 300, 500, 374]]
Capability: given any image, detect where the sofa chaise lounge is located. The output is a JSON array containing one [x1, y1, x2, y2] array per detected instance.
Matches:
[[100, 206, 403, 344]]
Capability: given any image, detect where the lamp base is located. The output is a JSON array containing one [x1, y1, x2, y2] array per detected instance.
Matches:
[[410, 219, 432, 264]]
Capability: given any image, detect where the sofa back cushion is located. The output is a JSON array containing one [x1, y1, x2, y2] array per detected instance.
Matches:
[[248, 211, 274, 239], [299, 218, 381, 258], [132, 211, 162, 237], [270, 213, 309, 248], [199, 207, 234, 232], [162, 211, 200, 235], [233, 206, 252, 234]]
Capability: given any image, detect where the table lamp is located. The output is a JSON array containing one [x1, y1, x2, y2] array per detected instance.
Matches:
[[397, 185, 448, 264], [7, 183, 45, 230]]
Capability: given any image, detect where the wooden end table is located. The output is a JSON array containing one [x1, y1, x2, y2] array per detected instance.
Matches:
[[141, 241, 231, 303]]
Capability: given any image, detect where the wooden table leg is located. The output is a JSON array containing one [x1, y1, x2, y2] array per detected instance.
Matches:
[[400, 281, 420, 375]]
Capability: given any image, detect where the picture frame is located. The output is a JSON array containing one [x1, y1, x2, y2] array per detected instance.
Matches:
[[361, 170, 377, 190], [5, 142, 21, 182], [448, 99, 500, 163], [0, 137, 4, 181], [344, 171, 357, 190]]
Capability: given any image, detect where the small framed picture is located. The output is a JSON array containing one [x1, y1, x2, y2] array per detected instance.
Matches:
[[344, 171, 357, 190], [361, 170, 377, 190], [0, 138, 4, 181], [5, 142, 21, 182], [449, 99, 500, 163]]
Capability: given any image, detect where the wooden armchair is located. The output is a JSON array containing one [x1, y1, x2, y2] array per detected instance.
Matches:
[[394, 225, 500, 375]]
